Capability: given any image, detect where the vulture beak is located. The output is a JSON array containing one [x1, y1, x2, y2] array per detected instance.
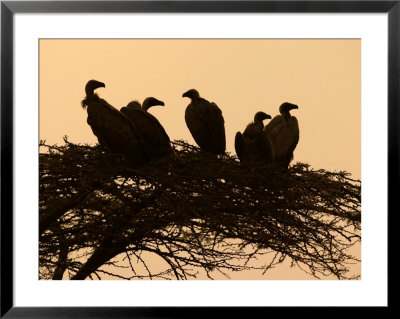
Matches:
[[261, 114, 272, 121], [291, 104, 299, 110], [95, 82, 105, 89], [182, 90, 190, 98], [158, 100, 165, 106]]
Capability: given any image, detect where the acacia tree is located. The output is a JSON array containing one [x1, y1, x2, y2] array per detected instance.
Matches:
[[39, 138, 361, 280]]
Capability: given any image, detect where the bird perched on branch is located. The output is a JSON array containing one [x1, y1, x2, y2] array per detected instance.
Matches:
[[182, 89, 226, 155], [264, 102, 299, 169], [235, 111, 273, 164], [81, 80, 149, 165], [120, 97, 173, 159]]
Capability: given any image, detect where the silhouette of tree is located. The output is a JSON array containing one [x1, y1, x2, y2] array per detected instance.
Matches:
[[39, 137, 361, 280]]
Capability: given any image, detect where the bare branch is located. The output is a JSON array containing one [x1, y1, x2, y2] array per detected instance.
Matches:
[[39, 139, 361, 280]]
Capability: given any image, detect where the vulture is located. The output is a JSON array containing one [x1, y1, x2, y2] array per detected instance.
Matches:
[[120, 97, 173, 159], [235, 111, 273, 164], [264, 102, 299, 169], [182, 89, 226, 155], [81, 79, 149, 165]]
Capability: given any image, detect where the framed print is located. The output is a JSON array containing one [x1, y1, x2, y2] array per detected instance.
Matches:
[[1, 0, 396, 317]]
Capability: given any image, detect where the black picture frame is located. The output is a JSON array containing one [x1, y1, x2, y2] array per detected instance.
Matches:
[[1, 0, 395, 317]]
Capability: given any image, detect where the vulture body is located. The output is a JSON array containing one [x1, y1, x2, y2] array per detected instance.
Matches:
[[120, 97, 173, 159], [81, 80, 149, 165], [182, 89, 226, 155], [235, 112, 273, 164], [264, 102, 299, 169]]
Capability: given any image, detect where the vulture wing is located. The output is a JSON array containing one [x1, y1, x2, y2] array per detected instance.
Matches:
[[238, 122, 272, 163], [208, 102, 226, 154], [185, 103, 209, 151], [254, 130, 273, 162], [185, 98, 226, 155], [145, 111, 171, 148], [86, 99, 148, 165], [121, 107, 172, 159], [234, 132, 246, 162], [263, 115, 283, 139], [264, 115, 299, 167]]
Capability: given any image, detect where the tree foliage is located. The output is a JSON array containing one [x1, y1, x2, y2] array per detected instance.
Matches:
[[39, 138, 361, 280]]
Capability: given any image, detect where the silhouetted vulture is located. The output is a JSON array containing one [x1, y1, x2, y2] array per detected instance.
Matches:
[[264, 102, 299, 169], [120, 97, 173, 159], [81, 80, 148, 165], [235, 111, 273, 164], [182, 89, 226, 155]]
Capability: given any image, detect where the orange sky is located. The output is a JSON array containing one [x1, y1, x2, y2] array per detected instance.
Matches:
[[39, 39, 361, 279], [40, 39, 361, 178]]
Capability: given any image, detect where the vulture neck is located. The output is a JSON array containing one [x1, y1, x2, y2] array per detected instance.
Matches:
[[189, 97, 200, 103], [85, 88, 96, 100], [253, 119, 264, 131], [82, 89, 99, 108], [256, 123, 264, 132], [141, 102, 151, 112], [281, 110, 292, 120]]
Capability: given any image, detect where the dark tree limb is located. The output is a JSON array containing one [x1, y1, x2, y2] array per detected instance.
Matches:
[[52, 239, 69, 280], [40, 191, 89, 236], [39, 139, 361, 280]]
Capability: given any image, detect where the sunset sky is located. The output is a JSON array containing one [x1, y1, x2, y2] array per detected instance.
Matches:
[[39, 39, 361, 279]]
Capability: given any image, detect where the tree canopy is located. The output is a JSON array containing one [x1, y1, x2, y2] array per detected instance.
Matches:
[[39, 138, 361, 280]]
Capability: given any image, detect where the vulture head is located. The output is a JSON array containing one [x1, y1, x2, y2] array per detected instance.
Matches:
[[279, 102, 298, 116], [126, 101, 142, 110], [244, 111, 271, 136], [85, 80, 105, 96], [254, 111, 272, 124], [142, 97, 165, 111], [82, 80, 105, 108], [182, 89, 200, 101]]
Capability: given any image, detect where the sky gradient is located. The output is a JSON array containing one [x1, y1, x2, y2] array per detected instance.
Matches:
[[39, 39, 361, 279]]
